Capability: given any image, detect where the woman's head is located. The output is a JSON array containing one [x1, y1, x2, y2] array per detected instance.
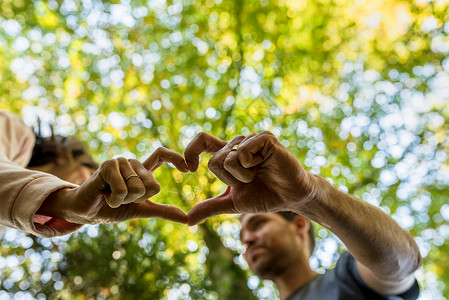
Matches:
[[27, 132, 98, 184]]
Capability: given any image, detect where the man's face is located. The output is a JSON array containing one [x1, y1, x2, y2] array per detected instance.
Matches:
[[240, 213, 303, 279]]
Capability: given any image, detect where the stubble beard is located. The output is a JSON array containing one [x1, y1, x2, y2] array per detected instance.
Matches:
[[249, 250, 291, 280]]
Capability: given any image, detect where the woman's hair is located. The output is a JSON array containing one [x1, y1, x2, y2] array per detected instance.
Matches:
[[27, 130, 98, 170]]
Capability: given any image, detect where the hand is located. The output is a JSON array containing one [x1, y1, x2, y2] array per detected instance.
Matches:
[[185, 132, 318, 225], [39, 147, 189, 224]]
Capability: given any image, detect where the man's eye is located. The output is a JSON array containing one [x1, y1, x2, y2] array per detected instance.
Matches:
[[253, 220, 265, 229]]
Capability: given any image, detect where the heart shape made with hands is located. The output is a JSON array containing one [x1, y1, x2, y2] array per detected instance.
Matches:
[[39, 131, 308, 227]]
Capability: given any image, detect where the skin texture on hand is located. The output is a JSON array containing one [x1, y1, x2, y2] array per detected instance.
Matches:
[[38, 147, 189, 224], [184, 132, 318, 225]]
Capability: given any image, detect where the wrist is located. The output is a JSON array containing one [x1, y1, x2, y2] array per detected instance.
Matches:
[[37, 188, 75, 221], [290, 174, 334, 225]]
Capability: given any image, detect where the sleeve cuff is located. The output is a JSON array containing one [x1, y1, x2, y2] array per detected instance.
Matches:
[[12, 175, 83, 238]]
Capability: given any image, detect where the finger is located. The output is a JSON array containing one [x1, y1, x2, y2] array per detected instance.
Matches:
[[222, 133, 258, 183], [242, 133, 258, 140], [99, 159, 129, 208], [184, 132, 227, 172], [117, 157, 146, 204], [238, 131, 278, 168], [208, 135, 246, 186], [187, 186, 237, 226], [135, 201, 187, 224], [129, 159, 161, 203], [143, 147, 189, 173], [223, 150, 256, 183]]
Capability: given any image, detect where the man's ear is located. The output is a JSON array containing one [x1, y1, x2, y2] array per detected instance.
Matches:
[[292, 215, 310, 238]]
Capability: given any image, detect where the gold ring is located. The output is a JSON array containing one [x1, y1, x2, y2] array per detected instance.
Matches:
[[125, 174, 140, 181], [231, 144, 239, 151]]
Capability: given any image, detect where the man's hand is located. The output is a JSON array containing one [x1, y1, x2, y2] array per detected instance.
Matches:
[[39, 147, 189, 224], [185, 132, 318, 225]]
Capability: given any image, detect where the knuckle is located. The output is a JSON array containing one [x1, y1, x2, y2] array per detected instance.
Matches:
[[142, 176, 161, 196], [197, 132, 207, 139], [154, 147, 167, 155], [208, 158, 220, 173], [223, 155, 236, 169], [116, 157, 128, 164], [101, 159, 116, 170], [128, 183, 146, 197], [246, 133, 257, 140], [231, 135, 245, 143], [260, 131, 278, 145], [242, 171, 255, 183], [115, 187, 128, 197], [141, 177, 155, 189], [127, 158, 140, 167], [149, 182, 161, 195], [261, 130, 274, 137], [196, 132, 212, 143]]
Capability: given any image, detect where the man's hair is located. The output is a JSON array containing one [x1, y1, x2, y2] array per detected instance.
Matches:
[[27, 131, 98, 170], [277, 211, 316, 257]]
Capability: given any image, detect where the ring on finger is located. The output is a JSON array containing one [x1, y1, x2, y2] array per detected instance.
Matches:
[[125, 174, 140, 182], [231, 144, 239, 151]]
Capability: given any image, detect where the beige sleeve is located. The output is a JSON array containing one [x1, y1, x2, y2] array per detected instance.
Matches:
[[0, 111, 83, 237], [0, 111, 36, 166]]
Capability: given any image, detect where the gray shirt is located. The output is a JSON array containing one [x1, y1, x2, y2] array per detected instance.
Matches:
[[286, 252, 419, 300]]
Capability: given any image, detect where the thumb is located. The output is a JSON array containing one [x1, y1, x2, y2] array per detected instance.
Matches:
[[187, 186, 237, 226]]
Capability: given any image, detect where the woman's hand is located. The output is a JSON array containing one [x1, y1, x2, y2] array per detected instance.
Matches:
[[38, 147, 189, 224]]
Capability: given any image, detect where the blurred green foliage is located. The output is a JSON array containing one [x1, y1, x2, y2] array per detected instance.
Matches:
[[0, 0, 448, 299]]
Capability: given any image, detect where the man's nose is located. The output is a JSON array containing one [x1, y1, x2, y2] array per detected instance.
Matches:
[[241, 230, 257, 247]]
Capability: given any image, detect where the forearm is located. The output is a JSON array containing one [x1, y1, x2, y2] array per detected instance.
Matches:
[[296, 175, 421, 280]]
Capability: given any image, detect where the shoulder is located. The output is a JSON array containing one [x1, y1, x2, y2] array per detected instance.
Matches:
[[335, 251, 420, 300], [288, 252, 419, 300], [0, 111, 35, 165], [0, 110, 23, 122], [0, 110, 30, 131]]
